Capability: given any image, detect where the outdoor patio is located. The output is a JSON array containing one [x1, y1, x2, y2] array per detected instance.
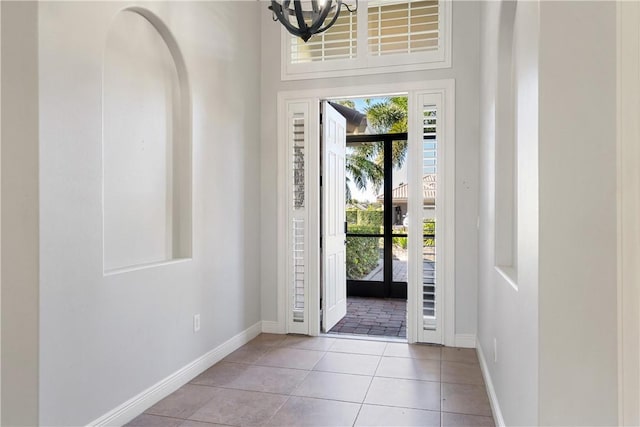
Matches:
[[328, 297, 407, 338], [364, 258, 408, 282]]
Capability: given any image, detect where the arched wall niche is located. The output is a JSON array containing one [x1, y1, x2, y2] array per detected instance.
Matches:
[[103, 7, 192, 274], [494, 0, 518, 284]]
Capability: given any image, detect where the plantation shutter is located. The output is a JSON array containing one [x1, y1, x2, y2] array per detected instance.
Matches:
[[368, 0, 439, 57], [422, 105, 437, 331], [288, 104, 310, 334], [290, 11, 357, 63]]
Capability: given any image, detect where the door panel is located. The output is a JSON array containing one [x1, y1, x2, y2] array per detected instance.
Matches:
[[322, 101, 347, 332]]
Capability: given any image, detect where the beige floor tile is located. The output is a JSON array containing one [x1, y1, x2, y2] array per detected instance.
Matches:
[[364, 377, 440, 412], [441, 360, 484, 385], [354, 404, 440, 427], [188, 387, 288, 426], [441, 347, 479, 365], [442, 383, 492, 417], [266, 396, 361, 426], [292, 371, 372, 403], [375, 356, 440, 382], [125, 414, 183, 427], [282, 335, 337, 351], [313, 352, 381, 376], [222, 346, 268, 364], [442, 412, 495, 426], [146, 385, 219, 419], [244, 333, 287, 350], [383, 343, 441, 360], [192, 363, 308, 394], [190, 362, 246, 388], [179, 420, 229, 427], [255, 347, 325, 370], [328, 339, 388, 355]]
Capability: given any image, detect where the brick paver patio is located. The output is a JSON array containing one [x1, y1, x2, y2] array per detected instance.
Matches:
[[328, 297, 407, 338]]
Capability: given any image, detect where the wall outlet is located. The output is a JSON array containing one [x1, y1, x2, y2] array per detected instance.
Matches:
[[193, 314, 201, 332], [493, 337, 498, 363]]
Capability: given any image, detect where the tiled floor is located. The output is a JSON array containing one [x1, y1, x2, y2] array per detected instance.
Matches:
[[126, 334, 495, 427], [328, 297, 407, 337]]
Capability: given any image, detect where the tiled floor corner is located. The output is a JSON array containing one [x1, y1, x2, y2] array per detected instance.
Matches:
[[126, 334, 495, 427]]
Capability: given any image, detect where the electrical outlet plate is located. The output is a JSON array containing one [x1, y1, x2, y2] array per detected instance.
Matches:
[[193, 314, 201, 332]]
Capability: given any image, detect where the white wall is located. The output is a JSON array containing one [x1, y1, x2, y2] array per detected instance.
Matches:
[[478, 1, 619, 425], [537, 1, 618, 424], [34, 2, 261, 425], [477, 2, 539, 424], [1, 2, 40, 425], [102, 9, 190, 272], [260, 1, 481, 336]]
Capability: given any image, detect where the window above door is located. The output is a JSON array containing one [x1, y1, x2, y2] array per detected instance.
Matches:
[[281, 0, 452, 80]]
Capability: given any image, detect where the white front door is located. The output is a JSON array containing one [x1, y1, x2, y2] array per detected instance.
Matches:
[[322, 101, 347, 332]]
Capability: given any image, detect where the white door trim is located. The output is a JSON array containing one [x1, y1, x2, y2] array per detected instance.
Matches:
[[276, 80, 455, 344], [617, 2, 640, 424]]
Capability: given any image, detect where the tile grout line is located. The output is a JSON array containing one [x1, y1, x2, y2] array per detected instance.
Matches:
[[157, 337, 492, 426], [352, 372, 378, 426], [439, 348, 444, 413], [350, 344, 387, 426], [262, 393, 292, 426]]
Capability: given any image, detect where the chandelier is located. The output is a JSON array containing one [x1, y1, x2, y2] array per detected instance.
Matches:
[[269, 0, 358, 43]]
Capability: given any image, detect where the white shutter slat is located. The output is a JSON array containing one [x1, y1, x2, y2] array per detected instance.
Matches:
[[291, 112, 306, 326], [290, 13, 357, 64], [422, 106, 437, 329], [368, 0, 439, 56]]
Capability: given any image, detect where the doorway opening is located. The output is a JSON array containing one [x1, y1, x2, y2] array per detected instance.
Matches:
[[321, 97, 416, 340], [278, 80, 454, 345]]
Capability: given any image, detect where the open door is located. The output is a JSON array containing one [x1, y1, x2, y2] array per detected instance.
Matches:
[[322, 101, 347, 332]]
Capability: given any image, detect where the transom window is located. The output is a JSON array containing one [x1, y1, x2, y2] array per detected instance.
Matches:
[[282, 0, 451, 80], [368, 1, 439, 56]]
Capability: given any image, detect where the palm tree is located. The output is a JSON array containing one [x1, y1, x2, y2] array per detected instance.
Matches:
[[345, 150, 383, 201], [343, 97, 408, 201]]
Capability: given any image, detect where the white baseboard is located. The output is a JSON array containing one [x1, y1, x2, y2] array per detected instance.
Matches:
[[476, 341, 505, 427], [454, 333, 477, 348], [87, 321, 263, 427], [261, 320, 285, 334]]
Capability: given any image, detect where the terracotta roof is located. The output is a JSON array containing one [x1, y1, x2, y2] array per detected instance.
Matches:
[[377, 174, 436, 204]]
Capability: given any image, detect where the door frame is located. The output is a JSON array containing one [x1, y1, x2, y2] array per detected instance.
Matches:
[[345, 132, 410, 300], [617, 2, 640, 424], [276, 79, 456, 345]]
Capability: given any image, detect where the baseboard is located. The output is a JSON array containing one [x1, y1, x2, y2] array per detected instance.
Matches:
[[476, 341, 506, 427], [454, 333, 477, 348], [87, 321, 263, 427], [261, 320, 285, 334]]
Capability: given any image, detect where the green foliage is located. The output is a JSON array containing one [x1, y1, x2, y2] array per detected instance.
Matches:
[[390, 220, 436, 249], [346, 208, 383, 227], [346, 209, 358, 224], [346, 225, 381, 279], [365, 97, 408, 134], [357, 209, 383, 226], [346, 152, 384, 194], [336, 99, 356, 109], [424, 220, 435, 247], [392, 236, 408, 249], [345, 96, 409, 202]]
